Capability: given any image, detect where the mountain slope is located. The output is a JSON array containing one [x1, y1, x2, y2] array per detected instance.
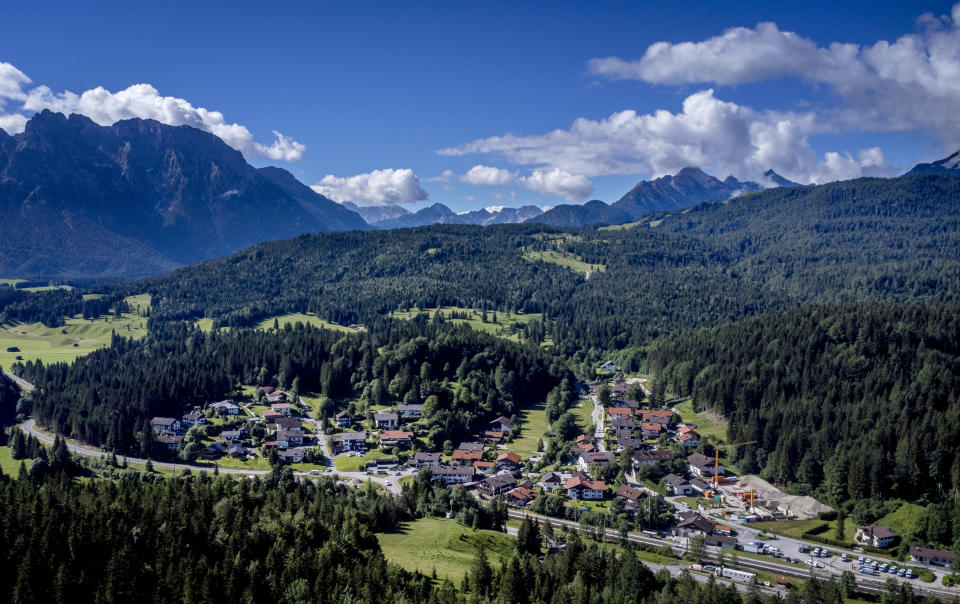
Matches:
[[906, 148, 960, 175], [0, 111, 367, 280]]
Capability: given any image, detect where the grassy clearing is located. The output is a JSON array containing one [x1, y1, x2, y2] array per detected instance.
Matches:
[[522, 249, 606, 275], [194, 318, 216, 333], [0, 313, 148, 367], [510, 400, 549, 458], [0, 446, 24, 477], [255, 313, 358, 333], [877, 502, 925, 541], [389, 306, 548, 345], [573, 397, 595, 432], [751, 519, 832, 539], [123, 293, 152, 315], [377, 517, 515, 582], [195, 456, 272, 472], [672, 399, 728, 442], [333, 449, 389, 472]]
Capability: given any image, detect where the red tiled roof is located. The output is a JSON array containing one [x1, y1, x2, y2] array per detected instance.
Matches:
[[565, 476, 605, 491]]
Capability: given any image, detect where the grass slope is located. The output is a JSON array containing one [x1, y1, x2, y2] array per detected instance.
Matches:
[[522, 249, 606, 275], [389, 306, 547, 344], [673, 399, 728, 441], [0, 312, 147, 368], [510, 399, 549, 458], [377, 517, 515, 582], [254, 312, 358, 333]]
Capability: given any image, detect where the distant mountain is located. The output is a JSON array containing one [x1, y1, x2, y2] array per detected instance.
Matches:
[[763, 169, 802, 188], [0, 111, 368, 280], [529, 167, 800, 227], [907, 148, 960, 175], [349, 201, 543, 229]]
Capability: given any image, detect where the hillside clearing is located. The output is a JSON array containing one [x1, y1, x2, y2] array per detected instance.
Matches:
[[522, 249, 606, 275], [672, 399, 728, 441], [389, 306, 548, 345]]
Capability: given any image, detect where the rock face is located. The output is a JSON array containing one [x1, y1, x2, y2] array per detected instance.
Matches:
[[907, 149, 960, 175], [529, 167, 802, 227], [0, 111, 368, 280]]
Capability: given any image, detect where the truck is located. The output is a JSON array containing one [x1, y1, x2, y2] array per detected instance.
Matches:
[[715, 567, 756, 583], [743, 544, 763, 554]]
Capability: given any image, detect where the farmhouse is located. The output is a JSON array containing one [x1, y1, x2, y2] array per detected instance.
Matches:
[[453, 449, 483, 464], [481, 473, 517, 496], [664, 473, 693, 495], [379, 430, 413, 448], [398, 404, 423, 419], [856, 525, 897, 548], [374, 412, 399, 430], [688, 453, 723, 477], [496, 451, 522, 472], [489, 416, 513, 433], [411, 452, 441, 467], [335, 411, 354, 427], [209, 400, 240, 415], [565, 475, 605, 500], [577, 451, 615, 473], [155, 434, 183, 450], [150, 417, 181, 433]]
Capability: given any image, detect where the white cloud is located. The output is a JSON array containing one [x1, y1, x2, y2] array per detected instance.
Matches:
[[523, 168, 595, 201], [485, 205, 506, 213], [311, 168, 428, 206], [462, 164, 516, 186], [426, 169, 456, 182], [587, 5, 960, 146], [0, 62, 304, 161]]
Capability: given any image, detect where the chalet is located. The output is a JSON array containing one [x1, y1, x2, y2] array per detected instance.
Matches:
[[228, 443, 246, 458], [204, 442, 226, 457], [640, 422, 663, 438], [335, 411, 354, 428], [398, 404, 424, 419], [270, 403, 294, 417], [677, 432, 700, 448], [576, 434, 592, 446], [689, 479, 711, 495], [677, 425, 696, 434], [277, 428, 304, 448], [586, 380, 602, 392], [856, 525, 897, 548], [614, 398, 641, 409], [634, 449, 674, 467], [600, 361, 617, 372], [221, 429, 246, 442], [155, 434, 183, 450], [411, 452, 441, 467], [375, 457, 399, 469], [676, 511, 714, 534], [909, 546, 955, 567], [150, 417, 181, 433], [489, 416, 513, 433], [481, 473, 517, 496], [565, 475, 605, 500], [496, 451, 522, 472], [607, 407, 633, 418], [458, 441, 485, 452], [663, 473, 693, 496], [615, 484, 644, 505], [617, 436, 644, 450], [379, 430, 413, 448], [262, 411, 282, 424], [648, 410, 674, 426], [277, 447, 306, 463], [505, 486, 537, 506], [610, 378, 629, 398], [704, 535, 738, 550], [484, 430, 505, 444], [611, 416, 635, 436], [577, 441, 597, 454], [275, 417, 301, 431], [474, 460, 495, 475], [542, 471, 562, 491], [452, 449, 484, 464], [374, 412, 399, 430], [181, 412, 205, 426], [688, 453, 723, 478], [266, 390, 287, 403], [432, 465, 475, 485], [577, 451, 615, 473], [332, 432, 367, 453], [209, 399, 240, 415]]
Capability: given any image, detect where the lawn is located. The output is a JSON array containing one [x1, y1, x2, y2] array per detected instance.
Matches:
[[333, 449, 390, 472], [389, 306, 548, 345], [510, 400, 549, 458], [573, 397, 595, 432], [521, 249, 606, 275], [255, 313, 358, 333], [0, 309, 148, 367], [672, 399, 728, 442], [195, 456, 272, 472], [377, 517, 515, 583], [0, 446, 23, 477]]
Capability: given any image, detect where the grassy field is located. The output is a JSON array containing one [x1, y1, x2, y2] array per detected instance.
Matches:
[[573, 397, 595, 432], [522, 249, 606, 275], [0, 446, 23, 477], [750, 518, 861, 542], [377, 517, 515, 582], [333, 449, 390, 472], [389, 306, 548, 345], [195, 456, 272, 471], [672, 399, 728, 441], [876, 502, 925, 541], [255, 313, 358, 333], [510, 400, 549, 458]]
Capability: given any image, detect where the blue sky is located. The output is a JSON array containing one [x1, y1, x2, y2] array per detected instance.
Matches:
[[1, 0, 957, 211]]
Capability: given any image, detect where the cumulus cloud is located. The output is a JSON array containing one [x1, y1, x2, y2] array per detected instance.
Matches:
[[587, 5, 960, 146], [425, 169, 456, 182], [311, 168, 428, 206], [0, 62, 304, 161], [462, 164, 516, 186], [524, 168, 595, 201]]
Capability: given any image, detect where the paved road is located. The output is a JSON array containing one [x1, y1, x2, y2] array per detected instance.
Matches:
[[3, 370, 35, 392], [590, 395, 605, 451]]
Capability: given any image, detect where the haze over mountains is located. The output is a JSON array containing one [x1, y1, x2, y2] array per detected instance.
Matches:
[[344, 201, 544, 228]]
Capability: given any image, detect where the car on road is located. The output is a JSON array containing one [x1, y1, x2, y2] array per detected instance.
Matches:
[[308, 469, 320, 475], [385, 481, 392, 486]]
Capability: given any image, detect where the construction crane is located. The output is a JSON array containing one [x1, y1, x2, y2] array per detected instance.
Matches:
[[712, 441, 757, 489]]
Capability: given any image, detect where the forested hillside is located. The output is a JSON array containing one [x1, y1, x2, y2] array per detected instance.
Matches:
[[646, 302, 960, 502]]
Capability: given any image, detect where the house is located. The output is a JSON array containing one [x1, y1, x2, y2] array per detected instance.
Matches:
[[209, 399, 240, 415], [374, 412, 399, 429], [489, 416, 513, 433], [615, 484, 644, 505], [600, 361, 617, 372], [577, 441, 597, 453], [453, 449, 484, 464], [664, 473, 694, 496], [266, 390, 287, 403], [505, 486, 537, 506], [677, 425, 696, 434], [262, 411, 282, 424], [610, 378, 629, 398], [277, 428, 304, 448], [677, 511, 715, 534], [221, 429, 246, 442], [379, 430, 413, 448], [607, 407, 633, 418], [458, 441, 485, 452], [484, 430, 505, 444], [262, 386, 275, 395], [228, 443, 247, 458], [542, 471, 562, 491], [156, 434, 184, 450], [577, 451, 615, 473], [689, 479, 711, 495], [181, 412, 205, 426], [375, 457, 399, 469], [909, 546, 955, 567], [277, 447, 306, 463], [565, 475, 605, 500], [617, 436, 645, 450], [648, 410, 674, 426], [713, 525, 733, 536], [332, 431, 367, 453], [688, 453, 723, 478], [634, 449, 674, 467], [204, 442, 226, 457], [411, 452, 441, 467], [150, 417, 181, 433], [474, 460, 495, 475], [677, 432, 700, 448], [481, 473, 517, 496], [496, 451, 522, 472], [335, 411, 354, 428], [398, 404, 424, 419], [614, 398, 641, 410], [270, 403, 294, 417], [275, 416, 301, 431], [856, 525, 898, 548], [611, 416, 635, 437], [432, 465, 475, 485], [705, 535, 738, 549], [640, 422, 663, 438]]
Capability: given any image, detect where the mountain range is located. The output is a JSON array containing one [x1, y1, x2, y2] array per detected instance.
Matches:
[[343, 201, 544, 228], [0, 111, 368, 280]]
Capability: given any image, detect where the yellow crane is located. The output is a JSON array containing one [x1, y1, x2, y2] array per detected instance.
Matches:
[[712, 441, 757, 490]]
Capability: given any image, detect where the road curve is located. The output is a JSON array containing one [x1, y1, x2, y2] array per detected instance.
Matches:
[[3, 370, 35, 392]]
